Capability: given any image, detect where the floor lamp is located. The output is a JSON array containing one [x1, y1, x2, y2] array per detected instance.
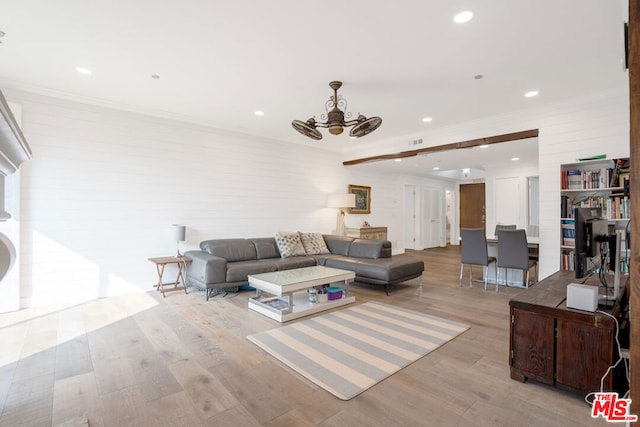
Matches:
[[328, 194, 356, 236]]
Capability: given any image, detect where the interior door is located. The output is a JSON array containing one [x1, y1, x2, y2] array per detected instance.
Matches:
[[422, 187, 443, 248], [404, 185, 418, 249], [495, 177, 520, 226], [460, 183, 486, 229]]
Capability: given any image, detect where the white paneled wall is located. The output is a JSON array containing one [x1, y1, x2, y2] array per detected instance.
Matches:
[[340, 171, 454, 251], [536, 90, 629, 279], [345, 88, 630, 281], [4, 86, 630, 308], [8, 90, 454, 308], [10, 91, 356, 307], [486, 165, 539, 235]]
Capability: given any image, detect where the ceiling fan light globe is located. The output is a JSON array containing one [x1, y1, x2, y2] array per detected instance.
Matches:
[[329, 125, 343, 135]]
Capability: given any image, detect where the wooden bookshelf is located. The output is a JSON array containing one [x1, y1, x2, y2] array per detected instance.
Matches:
[[560, 158, 630, 273]]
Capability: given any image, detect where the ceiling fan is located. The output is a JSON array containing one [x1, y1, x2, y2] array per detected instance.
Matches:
[[292, 81, 382, 140]]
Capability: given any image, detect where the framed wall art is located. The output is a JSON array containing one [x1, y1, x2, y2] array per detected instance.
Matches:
[[347, 184, 371, 214]]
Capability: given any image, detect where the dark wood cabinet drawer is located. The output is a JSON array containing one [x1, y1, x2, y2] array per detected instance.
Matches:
[[511, 308, 555, 384], [556, 317, 615, 393]]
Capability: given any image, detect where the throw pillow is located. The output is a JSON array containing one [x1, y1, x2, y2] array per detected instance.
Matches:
[[274, 231, 306, 258], [300, 232, 331, 255]]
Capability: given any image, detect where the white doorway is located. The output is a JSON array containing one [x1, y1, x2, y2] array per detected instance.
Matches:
[[446, 190, 453, 244], [404, 185, 418, 249], [422, 187, 444, 248], [494, 177, 520, 227]]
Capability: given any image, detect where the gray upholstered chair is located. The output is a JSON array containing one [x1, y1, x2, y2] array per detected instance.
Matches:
[[496, 229, 537, 291], [494, 223, 516, 237], [460, 228, 497, 290]]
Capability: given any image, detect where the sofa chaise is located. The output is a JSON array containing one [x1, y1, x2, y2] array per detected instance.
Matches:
[[184, 233, 424, 300]]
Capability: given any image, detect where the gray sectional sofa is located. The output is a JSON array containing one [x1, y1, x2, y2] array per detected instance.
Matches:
[[184, 234, 424, 300]]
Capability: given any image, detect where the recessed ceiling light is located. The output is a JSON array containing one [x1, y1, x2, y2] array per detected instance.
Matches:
[[349, 136, 357, 140], [75, 67, 92, 75], [254, 111, 265, 116], [422, 117, 433, 123], [454, 11, 473, 24], [524, 90, 539, 98], [151, 74, 160, 79], [479, 144, 489, 148], [512, 157, 520, 161], [394, 159, 402, 162], [474, 74, 484, 80], [433, 166, 440, 170]]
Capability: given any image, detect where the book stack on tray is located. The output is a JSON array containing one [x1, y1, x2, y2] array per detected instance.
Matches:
[[261, 297, 289, 310]]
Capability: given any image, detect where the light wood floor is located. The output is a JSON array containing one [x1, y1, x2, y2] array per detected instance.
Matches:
[[0, 246, 611, 426]]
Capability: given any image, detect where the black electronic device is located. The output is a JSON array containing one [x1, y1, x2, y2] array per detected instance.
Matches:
[[597, 230, 624, 307], [624, 178, 630, 196], [574, 207, 609, 278], [607, 233, 618, 272], [585, 218, 608, 257]]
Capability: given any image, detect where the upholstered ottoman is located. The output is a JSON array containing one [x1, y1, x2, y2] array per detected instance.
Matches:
[[323, 254, 424, 295]]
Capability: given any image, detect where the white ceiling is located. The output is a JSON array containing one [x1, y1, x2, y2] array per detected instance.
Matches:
[[350, 137, 539, 181], [0, 0, 629, 176]]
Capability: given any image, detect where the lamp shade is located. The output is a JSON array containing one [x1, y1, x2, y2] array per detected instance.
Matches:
[[328, 193, 356, 209], [170, 224, 186, 242]]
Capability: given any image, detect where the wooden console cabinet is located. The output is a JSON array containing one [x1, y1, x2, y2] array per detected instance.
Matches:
[[509, 270, 628, 395], [346, 227, 387, 240]]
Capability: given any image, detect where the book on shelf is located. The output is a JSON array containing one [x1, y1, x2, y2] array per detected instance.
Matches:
[[562, 251, 575, 271], [576, 154, 607, 161], [612, 158, 630, 187], [561, 195, 569, 218], [606, 195, 630, 219], [561, 165, 617, 190], [561, 221, 575, 248], [567, 195, 630, 220], [563, 169, 582, 189], [561, 223, 575, 245]]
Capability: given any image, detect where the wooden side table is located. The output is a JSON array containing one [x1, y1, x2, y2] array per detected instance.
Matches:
[[148, 256, 191, 297]]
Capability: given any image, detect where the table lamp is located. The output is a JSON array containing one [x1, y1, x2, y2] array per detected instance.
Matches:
[[170, 224, 186, 257], [328, 194, 356, 236]]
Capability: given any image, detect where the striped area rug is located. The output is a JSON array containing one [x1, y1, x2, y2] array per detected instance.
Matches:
[[247, 301, 469, 400]]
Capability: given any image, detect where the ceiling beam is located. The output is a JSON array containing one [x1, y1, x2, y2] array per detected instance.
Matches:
[[342, 129, 539, 166]]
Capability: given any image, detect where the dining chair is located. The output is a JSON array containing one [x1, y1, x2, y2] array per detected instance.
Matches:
[[460, 228, 497, 291], [496, 229, 537, 291], [494, 224, 516, 237]]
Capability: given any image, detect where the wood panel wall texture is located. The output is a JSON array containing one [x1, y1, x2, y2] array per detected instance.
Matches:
[[3, 81, 630, 307], [12, 91, 348, 305], [7, 90, 452, 306], [628, 0, 640, 415]]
